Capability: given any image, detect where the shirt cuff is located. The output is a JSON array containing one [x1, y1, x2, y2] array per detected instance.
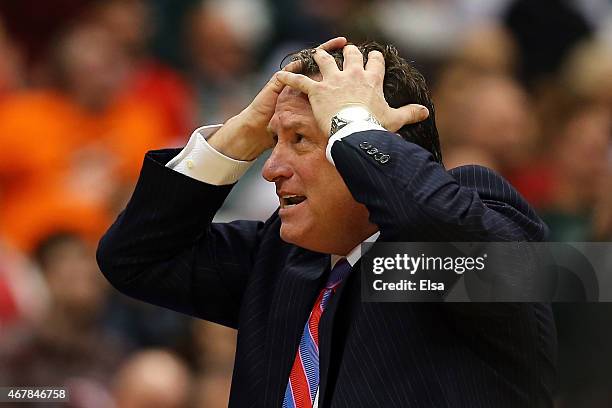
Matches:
[[166, 125, 255, 185], [325, 121, 386, 166]]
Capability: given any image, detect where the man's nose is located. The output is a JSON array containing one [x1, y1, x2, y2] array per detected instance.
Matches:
[[262, 145, 293, 182]]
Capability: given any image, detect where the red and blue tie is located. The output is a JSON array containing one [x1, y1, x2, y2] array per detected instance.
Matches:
[[283, 258, 352, 408]]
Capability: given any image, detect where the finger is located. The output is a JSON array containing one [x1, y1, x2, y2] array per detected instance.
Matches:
[[343, 44, 364, 71], [276, 71, 317, 94], [317, 36, 347, 52], [365, 50, 385, 82], [249, 72, 285, 110], [264, 71, 285, 94], [387, 104, 429, 132], [284, 37, 347, 73], [282, 60, 301, 72], [313, 48, 340, 77]]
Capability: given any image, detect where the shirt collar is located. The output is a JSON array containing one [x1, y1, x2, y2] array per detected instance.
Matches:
[[331, 231, 380, 268]]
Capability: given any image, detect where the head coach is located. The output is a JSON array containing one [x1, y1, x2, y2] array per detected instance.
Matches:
[[97, 37, 557, 407]]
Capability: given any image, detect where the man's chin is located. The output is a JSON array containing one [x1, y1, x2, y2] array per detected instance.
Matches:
[[279, 223, 335, 254], [279, 223, 311, 249], [279, 224, 298, 245]]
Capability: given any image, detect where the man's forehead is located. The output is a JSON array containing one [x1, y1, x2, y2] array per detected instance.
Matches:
[[268, 87, 314, 131], [274, 86, 311, 115], [279, 85, 308, 100]]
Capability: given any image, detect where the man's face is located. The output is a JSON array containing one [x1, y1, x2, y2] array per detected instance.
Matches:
[[262, 86, 377, 255]]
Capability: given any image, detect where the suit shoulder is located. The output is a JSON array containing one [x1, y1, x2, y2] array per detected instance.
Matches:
[[449, 164, 548, 240]]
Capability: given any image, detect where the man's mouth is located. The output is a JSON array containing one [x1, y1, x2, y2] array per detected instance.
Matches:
[[280, 194, 307, 208]]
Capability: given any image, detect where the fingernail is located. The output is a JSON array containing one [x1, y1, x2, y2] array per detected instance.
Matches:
[[418, 105, 429, 118]]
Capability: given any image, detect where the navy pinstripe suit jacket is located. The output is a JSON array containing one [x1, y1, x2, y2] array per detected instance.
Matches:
[[97, 130, 557, 407]]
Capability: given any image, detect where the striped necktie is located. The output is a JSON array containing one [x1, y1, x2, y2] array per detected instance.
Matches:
[[283, 258, 352, 408]]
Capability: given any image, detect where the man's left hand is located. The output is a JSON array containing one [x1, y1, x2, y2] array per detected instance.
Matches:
[[276, 44, 429, 136]]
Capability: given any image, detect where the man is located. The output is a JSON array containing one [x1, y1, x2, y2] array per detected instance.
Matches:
[[97, 38, 557, 407]]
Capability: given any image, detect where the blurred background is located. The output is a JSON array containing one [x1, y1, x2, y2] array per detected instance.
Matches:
[[0, 0, 611, 407]]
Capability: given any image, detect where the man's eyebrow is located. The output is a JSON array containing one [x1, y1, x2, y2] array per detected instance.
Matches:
[[287, 117, 312, 133], [268, 118, 308, 133]]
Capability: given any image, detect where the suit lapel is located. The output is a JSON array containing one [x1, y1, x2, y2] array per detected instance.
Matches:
[[318, 258, 361, 406], [263, 247, 329, 407]]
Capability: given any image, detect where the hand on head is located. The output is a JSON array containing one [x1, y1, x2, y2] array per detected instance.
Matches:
[[206, 37, 349, 161], [239, 36, 350, 143], [207, 37, 430, 161], [276, 43, 429, 136]]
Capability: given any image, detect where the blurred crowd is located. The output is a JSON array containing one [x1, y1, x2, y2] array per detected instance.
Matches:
[[0, 0, 611, 407]]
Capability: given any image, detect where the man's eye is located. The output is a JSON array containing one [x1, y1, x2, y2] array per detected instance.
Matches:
[[296, 133, 305, 143], [272, 134, 278, 145]]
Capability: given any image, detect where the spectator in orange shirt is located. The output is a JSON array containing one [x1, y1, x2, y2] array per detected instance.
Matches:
[[0, 22, 172, 252]]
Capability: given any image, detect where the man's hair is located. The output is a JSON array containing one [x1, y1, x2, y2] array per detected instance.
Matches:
[[287, 41, 442, 163]]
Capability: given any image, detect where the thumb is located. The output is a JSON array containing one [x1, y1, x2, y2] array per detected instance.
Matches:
[[386, 104, 429, 132]]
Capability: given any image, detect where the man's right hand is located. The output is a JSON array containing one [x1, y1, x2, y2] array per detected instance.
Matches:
[[207, 37, 348, 161]]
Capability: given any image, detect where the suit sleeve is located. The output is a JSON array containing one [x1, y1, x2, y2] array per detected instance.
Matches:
[[96, 148, 266, 329], [330, 130, 548, 242]]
